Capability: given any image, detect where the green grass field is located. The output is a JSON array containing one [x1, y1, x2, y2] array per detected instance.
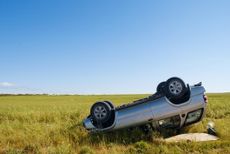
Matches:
[[0, 94, 229, 154]]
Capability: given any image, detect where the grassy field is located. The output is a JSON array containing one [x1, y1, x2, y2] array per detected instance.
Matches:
[[0, 93, 229, 154]]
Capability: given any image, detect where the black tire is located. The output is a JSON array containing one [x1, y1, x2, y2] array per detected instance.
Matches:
[[157, 82, 166, 93], [103, 101, 115, 110], [90, 102, 112, 123], [164, 77, 187, 100]]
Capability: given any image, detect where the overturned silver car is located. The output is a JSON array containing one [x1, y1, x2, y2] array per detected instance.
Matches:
[[83, 77, 208, 132]]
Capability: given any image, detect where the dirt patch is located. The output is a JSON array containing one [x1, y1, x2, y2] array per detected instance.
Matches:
[[165, 133, 219, 142]]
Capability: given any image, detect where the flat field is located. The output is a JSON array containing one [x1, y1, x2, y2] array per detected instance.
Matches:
[[0, 94, 229, 154]]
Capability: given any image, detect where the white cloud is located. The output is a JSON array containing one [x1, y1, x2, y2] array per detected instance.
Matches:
[[0, 82, 15, 87]]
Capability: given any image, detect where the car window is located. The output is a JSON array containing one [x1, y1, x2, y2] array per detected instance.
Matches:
[[185, 109, 203, 125], [158, 115, 181, 128]]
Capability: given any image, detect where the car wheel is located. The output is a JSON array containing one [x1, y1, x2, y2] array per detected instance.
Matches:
[[165, 77, 187, 100], [90, 102, 112, 123], [157, 82, 166, 93], [103, 101, 115, 110]]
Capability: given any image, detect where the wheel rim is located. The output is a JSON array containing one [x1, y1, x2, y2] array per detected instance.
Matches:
[[169, 80, 183, 95], [94, 105, 107, 120]]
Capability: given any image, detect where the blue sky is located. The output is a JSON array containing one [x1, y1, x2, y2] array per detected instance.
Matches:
[[0, 0, 230, 94]]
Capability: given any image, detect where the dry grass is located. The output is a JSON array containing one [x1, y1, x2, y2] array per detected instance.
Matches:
[[0, 94, 229, 154]]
